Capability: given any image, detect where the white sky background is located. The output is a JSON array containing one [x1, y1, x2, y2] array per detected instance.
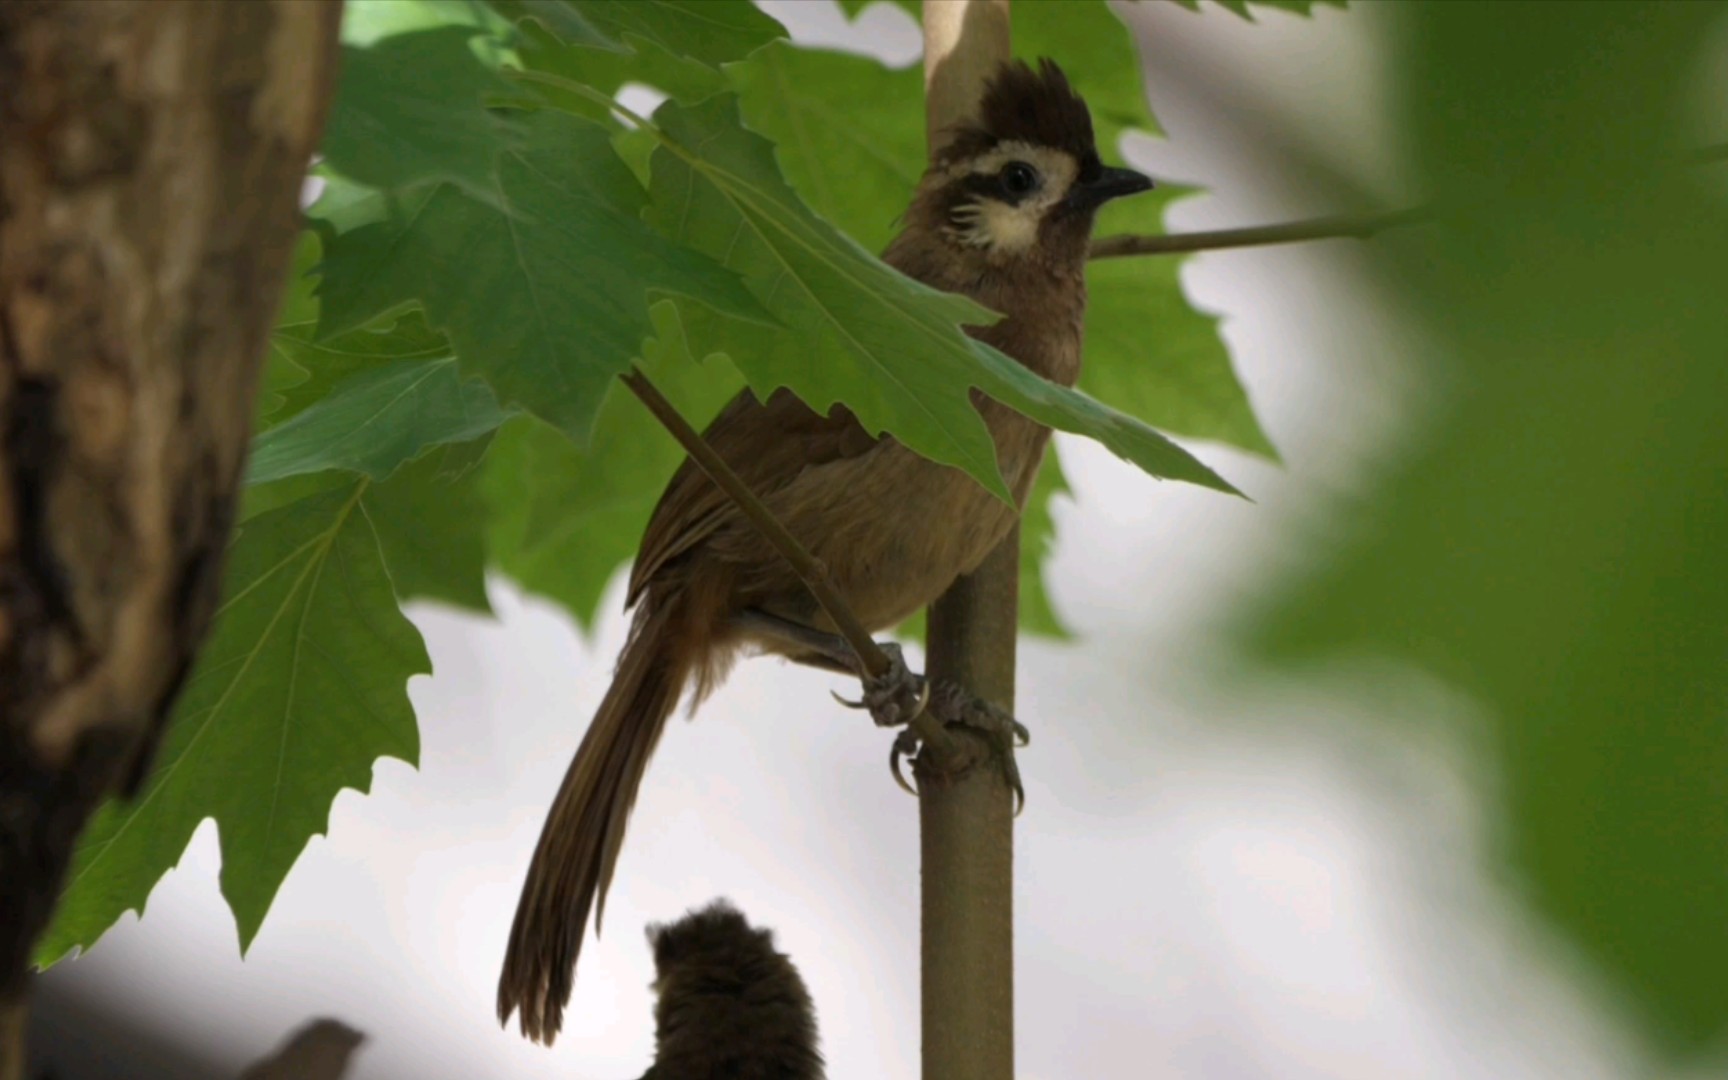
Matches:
[[36, 2, 1694, 1078]]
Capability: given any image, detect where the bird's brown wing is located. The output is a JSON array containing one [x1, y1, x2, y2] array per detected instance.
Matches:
[[626, 387, 879, 607]]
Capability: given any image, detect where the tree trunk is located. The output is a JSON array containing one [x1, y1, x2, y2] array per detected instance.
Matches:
[[916, 4, 1018, 1079], [0, 2, 343, 1074]]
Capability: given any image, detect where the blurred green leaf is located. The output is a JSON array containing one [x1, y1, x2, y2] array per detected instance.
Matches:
[[1241, 0, 1728, 1053], [37, 484, 428, 961], [315, 108, 763, 444], [340, 0, 512, 47]]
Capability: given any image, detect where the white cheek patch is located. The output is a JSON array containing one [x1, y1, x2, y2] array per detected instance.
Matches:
[[944, 142, 1081, 255], [977, 199, 1041, 253]]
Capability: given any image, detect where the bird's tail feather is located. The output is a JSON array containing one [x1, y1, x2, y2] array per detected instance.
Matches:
[[497, 600, 688, 1044]]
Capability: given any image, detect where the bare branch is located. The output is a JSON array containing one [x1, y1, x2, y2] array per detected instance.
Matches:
[[1089, 141, 1725, 261], [1089, 204, 1434, 259]]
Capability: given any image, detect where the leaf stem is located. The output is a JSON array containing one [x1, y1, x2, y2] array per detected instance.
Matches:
[[621, 368, 959, 752]]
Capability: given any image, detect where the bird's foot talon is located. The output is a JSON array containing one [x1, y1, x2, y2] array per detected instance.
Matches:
[[889, 730, 921, 797], [928, 681, 1029, 814], [858, 642, 929, 729]]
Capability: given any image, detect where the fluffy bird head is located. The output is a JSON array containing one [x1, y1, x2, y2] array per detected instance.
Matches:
[[644, 900, 824, 1079], [921, 59, 1151, 266]]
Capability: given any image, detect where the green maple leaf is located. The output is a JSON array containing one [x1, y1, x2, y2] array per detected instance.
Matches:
[[36, 484, 428, 962], [727, 43, 925, 255], [259, 233, 325, 421], [486, 303, 741, 630], [496, 0, 785, 68], [320, 27, 525, 204], [266, 310, 454, 428], [1087, 187, 1275, 456], [314, 107, 765, 445], [367, 438, 496, 613], [647, 94, 1237, 500], [247, 358, 512, 486]]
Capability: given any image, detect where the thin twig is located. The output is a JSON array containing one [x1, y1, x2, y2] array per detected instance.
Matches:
[[623, 370, 960, 753], [1089, 204, 1434, 259], [1090, 141, 1726, 260]]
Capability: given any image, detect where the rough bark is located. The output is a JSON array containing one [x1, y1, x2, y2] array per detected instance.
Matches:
[[915, 5, 1017, 1080], [0, 0, 343, 1071]]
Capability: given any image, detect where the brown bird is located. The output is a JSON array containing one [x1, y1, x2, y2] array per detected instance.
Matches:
[[638, 900, 823, 1080], [498, 58, 1152, 1042]]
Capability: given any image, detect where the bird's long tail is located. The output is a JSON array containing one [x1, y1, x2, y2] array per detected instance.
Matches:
[[497, 599, 690, 1044]]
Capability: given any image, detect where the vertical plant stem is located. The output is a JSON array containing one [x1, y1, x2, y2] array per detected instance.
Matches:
[[917, 4, 1016, 1079]]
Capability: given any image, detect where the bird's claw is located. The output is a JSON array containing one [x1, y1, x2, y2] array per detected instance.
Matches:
[[889, 730, 921, 797], [833, 642, 1029, 812], [927, 681, 1029, 815], [857, 642, 930, 729]]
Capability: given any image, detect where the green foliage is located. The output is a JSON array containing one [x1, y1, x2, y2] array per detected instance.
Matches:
[[1239, 0, 1728, 1054], [367, 439, 497, 613], [484, 306, 742, 631], [315, 106, 763, 442], [43, 0, 1270, 961], [321, 28, 525, 205], [728, 42, 924, 253], [1087, 186, 1273, 455], [37, 485, 428, 961], [501, 0, 786, 66], [248, 358, 510, 485]]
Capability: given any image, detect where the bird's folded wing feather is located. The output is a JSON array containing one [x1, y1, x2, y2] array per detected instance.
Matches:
[[626, 387, 881, 606]]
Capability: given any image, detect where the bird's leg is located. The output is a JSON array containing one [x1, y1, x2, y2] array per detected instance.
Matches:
[[731, 609, 1028, 809], [730, 610, 929, 727]]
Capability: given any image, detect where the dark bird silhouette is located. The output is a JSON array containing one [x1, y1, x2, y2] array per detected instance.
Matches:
[[498, 58, 1152, 1042], [637, 901, 822, 1080]]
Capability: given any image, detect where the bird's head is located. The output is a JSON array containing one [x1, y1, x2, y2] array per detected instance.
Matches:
[[922, 58, 1152, 268]]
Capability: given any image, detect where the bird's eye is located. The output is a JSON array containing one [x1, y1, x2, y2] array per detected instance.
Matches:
[[1000, 161, 1039, 197]]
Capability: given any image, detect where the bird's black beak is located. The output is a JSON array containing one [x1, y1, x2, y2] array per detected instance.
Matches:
[[1067, 166, 1154, 211]]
